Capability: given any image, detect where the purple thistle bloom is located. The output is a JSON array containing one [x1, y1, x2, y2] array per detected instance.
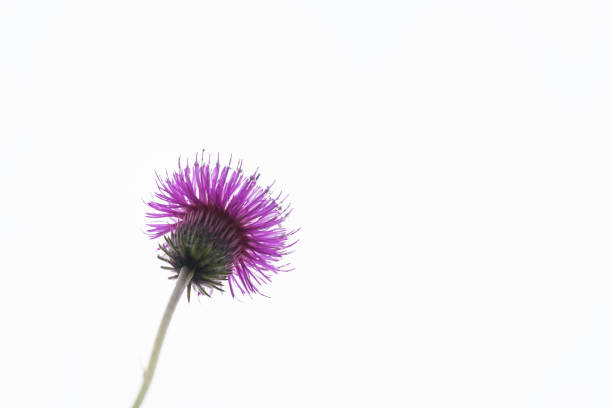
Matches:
[[146, 152, 297, 297]]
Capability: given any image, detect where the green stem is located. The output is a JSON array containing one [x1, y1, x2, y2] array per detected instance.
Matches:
[[132, 266, 194, 408]]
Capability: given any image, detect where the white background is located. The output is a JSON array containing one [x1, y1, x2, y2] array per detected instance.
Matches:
[[1, 1, 611, 407]]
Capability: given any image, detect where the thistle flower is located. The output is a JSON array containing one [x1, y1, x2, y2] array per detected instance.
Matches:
[[146, 152, 297, 297], [132, 152, 296, 408]]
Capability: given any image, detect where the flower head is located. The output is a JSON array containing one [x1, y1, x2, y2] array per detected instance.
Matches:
[[147, 152, 297, 297]]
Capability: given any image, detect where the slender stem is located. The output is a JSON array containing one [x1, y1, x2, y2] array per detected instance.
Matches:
[[132, 266, 194, 408]]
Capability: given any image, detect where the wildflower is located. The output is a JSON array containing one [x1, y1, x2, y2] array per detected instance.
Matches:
[[132, 151, 296, 408]]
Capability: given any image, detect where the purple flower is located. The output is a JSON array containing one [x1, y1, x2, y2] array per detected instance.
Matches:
[[146, 152, 297, 297]]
